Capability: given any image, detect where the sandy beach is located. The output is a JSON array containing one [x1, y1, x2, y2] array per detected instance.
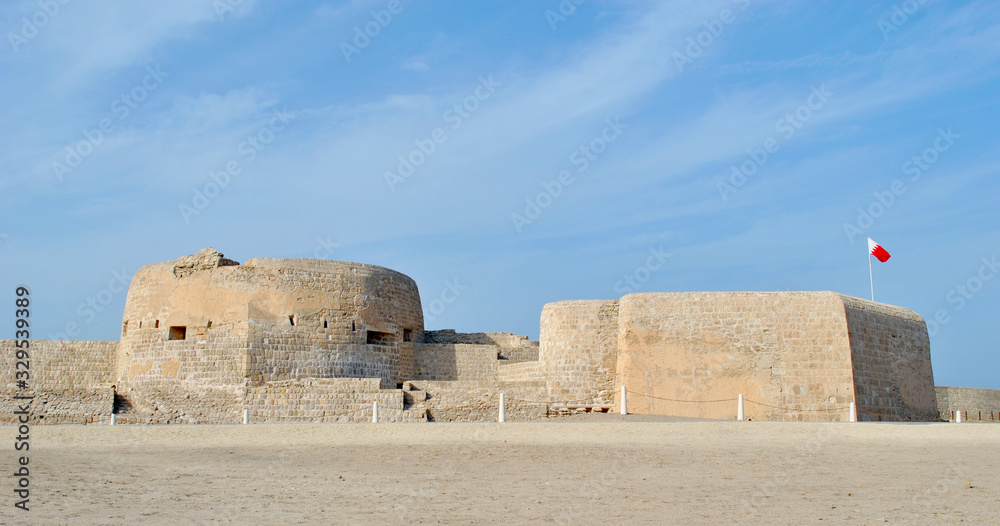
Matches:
[[3, 419, 998, 525]]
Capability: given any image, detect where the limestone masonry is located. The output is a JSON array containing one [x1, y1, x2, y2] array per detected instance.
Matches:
[[3, 248, 997, 424]]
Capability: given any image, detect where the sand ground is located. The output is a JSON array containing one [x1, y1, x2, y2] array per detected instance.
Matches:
[[2, 419, 998, 525]]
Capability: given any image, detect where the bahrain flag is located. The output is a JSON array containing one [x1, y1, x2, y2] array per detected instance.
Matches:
[[868, 237, 891, 262]]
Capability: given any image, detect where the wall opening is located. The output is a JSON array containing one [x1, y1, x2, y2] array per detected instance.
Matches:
[[323, 319, 328, 329], [351, 321, 356, 332], [366, 330, 394, 345], [403, 329, 413, 342], [207, 320, 212, 328], [155, 320, 160, 328], [168, 326, 187, 341], [289, 315, 296, 327]]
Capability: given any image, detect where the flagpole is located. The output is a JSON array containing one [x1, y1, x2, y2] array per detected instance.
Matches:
[[868, 253, 875, 302]]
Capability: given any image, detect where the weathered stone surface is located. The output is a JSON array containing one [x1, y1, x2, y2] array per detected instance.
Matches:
[[936, 386, 1000, 422], [0, 340, 116, 424], [1, 249, 951, 425], [539, 300, 619, 405], [116, 252, 425, 421], [612, 292, 936, 422], [172, 247, 239, 278]]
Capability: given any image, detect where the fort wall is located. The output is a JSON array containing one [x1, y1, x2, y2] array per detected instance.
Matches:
[[244, 378, 425, 423], [936, 386, 1000, 422], [407, 380, 548, 422], [538, 300, 619, 404], [841, 296, 937, 421], [615, 292, 858, 421], [422, 330, 539, 362], [412, 343, 499, 381], [114, 250, 424, 420], [4, 248, 951, 425], [498, 361, 543, 383], [0, 340, 116, 424]]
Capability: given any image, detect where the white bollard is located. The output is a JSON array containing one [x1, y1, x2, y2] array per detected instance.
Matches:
[[110, 414, 117, 426], [956, 409, 962, 423], [737, 394, 745, 421], [849, 402, 857, 423], [620, 385, 628, 415], [372, 400, 379, 423], [498, 392, 506, 423], [243, 409, 249, 425]]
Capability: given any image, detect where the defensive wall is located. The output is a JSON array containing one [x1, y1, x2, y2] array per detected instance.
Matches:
[[606, 292, 936, 421], [0, 249, 970, 425], [0, 340, 116, 424], [936, 386, 1000, 423]]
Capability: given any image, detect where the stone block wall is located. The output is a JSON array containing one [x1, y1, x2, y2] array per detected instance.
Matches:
[[842, 296, 937, 421], [411, 344, 499, 381], [247, 324, 410, 388], [0, 340, 117, 424], [936, 386, 1000, 422], [407, 380, 548, 422], [422, 330, 539, 362], [245, 378, 425, 423], [0, 339, 116, 390], [114, 250, 426, 420], [615, 293, 858, 422], [116, 318, 249, 423], [539, 300, 619, 405], [498, 361, 543, 383]]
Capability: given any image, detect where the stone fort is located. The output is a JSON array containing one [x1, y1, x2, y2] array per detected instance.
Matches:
[[3, 248, 998, 424]]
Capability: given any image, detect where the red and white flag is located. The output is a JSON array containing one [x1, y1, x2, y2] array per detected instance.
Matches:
[[868, 237, 891, 262]]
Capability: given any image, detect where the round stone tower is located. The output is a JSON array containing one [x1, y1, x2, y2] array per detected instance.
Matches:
[[115, 248, 423, 422]]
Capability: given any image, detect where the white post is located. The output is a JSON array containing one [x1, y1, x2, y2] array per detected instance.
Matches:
[[243, 409, 249, 425], [372, 400, 379, 423], [849, 402, 857, 423], [737, 394, 745, 421], [620, 385, 628, 415], [498, 392, 506, 423], [956, 409, 962, 423], [110, 414, 117, 426]]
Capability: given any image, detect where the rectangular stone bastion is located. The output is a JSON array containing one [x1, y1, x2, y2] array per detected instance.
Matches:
[[611, 292, 938, 422]]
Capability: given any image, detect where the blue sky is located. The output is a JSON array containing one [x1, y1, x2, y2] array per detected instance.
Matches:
[[2, 0, 998, 389]]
